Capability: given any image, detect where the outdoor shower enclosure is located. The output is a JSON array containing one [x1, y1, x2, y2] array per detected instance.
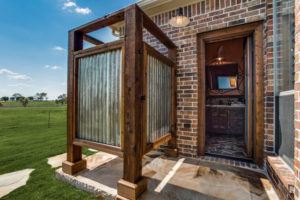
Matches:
[[62, 4, 177, 199]]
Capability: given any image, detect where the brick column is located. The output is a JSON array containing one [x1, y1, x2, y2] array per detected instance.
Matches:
[[294, 0, 300, 198]]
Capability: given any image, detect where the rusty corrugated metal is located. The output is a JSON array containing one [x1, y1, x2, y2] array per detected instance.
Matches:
[[147, 54, 172, 143], [77, 49, 122, 146]]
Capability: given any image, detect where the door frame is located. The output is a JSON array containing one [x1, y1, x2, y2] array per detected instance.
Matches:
[[197, 21, 264, 166]]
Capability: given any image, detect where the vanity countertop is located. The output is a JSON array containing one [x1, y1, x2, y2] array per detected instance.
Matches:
[[205, 104, 246, 108]]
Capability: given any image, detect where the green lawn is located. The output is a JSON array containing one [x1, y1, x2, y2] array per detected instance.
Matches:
[[0, 106, 97, 200]]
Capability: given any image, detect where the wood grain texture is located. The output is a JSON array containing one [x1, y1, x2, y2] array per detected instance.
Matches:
[[66, 31, 83, 164], [73, 139, 123, 157], [168, 48, 178, 152], [139, 7, 176, 50], [83, 34, 104, 45], [123, 4, 144, 183], [245, 36, 253, 157], [144, 43, 175, 67], [74, 39, 124, 57], [72, 9, 125, 33], [254, 24, 264, 167], [197, 36, 206, 156]]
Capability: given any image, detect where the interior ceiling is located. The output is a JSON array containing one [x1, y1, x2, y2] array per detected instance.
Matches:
[[205, 38, 244, 66]]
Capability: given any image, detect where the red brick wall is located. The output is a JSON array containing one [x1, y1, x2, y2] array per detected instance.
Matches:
[[294, 0, 300, 198], [143, 0, 272, 158], [264, 0, 275, 154]]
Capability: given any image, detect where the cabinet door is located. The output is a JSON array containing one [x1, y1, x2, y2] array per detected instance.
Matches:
[[228, 108, 245, 134], [217, 108, 228, 132]]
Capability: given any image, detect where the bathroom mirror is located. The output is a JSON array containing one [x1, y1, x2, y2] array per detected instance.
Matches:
[[217, 76, 237, 89]]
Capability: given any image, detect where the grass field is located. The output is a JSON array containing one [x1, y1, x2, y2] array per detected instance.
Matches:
[[0, 105, 97, 200], [0, 100, 64, 107]]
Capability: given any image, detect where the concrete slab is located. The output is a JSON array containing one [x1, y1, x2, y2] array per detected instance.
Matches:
[[56, 152, 279, 200], [56, 152, 119, 199], [88, 148, 98, 152], [0, 169, 34, 198], [47, 153, 67, 168], [47, 153, 87, 169]]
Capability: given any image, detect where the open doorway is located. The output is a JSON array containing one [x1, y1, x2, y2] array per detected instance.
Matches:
[[197, 22, 264, 166], [204, 37, 253, 161]]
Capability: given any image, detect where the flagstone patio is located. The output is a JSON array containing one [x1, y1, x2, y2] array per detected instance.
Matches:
[[55, 151, 279, 200], [0, 169, 34, 198]]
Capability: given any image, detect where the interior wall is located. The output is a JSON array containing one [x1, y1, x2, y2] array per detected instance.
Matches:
[[205, 38, 245, 97], [205, 38, 244, 67]]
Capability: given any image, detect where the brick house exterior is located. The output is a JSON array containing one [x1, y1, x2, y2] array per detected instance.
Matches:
[[61, 0, 299, 198], [138, 0, 298, 198], [142, 0, 273, 158]]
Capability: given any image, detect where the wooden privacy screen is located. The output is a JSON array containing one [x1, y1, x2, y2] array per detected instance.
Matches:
[[72, 39, 175, 156], [64, 7, 177, 193], [77, 48, 122, 146]]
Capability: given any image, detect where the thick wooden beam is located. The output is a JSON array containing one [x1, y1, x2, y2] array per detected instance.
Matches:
[[117, 4, 147, 200], [144, 43, 175, 67], [166, 47, 178, 157], [254, 24, 264, 167], [73, 139, 123, 157], [139, 7, 176, 50], [62, 30, 86, 175], [146, 133, 172, 153], [72, 9, 125, 33], [83, 34, 104, 45], [197, 36, 206, 156]]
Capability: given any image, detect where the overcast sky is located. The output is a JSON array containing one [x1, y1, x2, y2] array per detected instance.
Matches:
[[0, 0, 135, 99]]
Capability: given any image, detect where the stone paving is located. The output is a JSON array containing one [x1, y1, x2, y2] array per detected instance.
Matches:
[[0, 169, 34, 198], [47, 153, 87, 169], [206, 133, 248, 159], [56, 151, 279, 200]]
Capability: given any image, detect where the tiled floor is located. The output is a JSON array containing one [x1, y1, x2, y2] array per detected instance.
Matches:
[[205, 133, 249, 160]]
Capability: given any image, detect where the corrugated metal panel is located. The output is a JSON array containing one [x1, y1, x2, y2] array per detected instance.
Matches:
[[147, 54, 172, 143], [77, 49, 122, 147]]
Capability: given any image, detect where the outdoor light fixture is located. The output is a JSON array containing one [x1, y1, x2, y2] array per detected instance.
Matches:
[[112, 28, 120, 37], [169, 7, 190, 28]]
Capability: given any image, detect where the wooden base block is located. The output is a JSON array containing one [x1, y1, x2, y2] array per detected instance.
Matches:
[[164, 148, 178, 157], [117, 178, 147, 200], [62, 159, 86, 175]]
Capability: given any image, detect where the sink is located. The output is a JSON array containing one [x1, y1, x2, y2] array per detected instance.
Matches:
[[205, 104, 245, 108]]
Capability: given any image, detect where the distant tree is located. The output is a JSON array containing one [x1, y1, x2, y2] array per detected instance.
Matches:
[[0, 102, 3, 107], [19, 97, 29, 107], [56, 94, 67, 105], [28, 96, 34, 101], [1, 96, 9, 101], [36, 92, 47, 101], [12, 93, 23, 101]]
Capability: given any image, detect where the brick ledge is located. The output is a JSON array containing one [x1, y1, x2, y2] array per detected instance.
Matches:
[[267, 156, 295, 199]]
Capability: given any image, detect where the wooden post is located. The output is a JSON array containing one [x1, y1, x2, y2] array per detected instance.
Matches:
[[197, 37, 206, 156], [62, 30, 87, 175], [117, 5, 147, 200], [165, 48, 178, 157]]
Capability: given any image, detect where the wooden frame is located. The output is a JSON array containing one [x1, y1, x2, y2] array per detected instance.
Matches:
[[143, 43, 176, 154], [73, 40, 124, 157], [63, 4, 177, 199], [197, 21, 264, 166]]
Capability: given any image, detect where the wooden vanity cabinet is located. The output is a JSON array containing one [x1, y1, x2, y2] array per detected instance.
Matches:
[[206, 106, 245, 135]]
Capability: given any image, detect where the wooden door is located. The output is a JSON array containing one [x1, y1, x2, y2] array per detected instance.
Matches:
[[245, 36, 253, 157]]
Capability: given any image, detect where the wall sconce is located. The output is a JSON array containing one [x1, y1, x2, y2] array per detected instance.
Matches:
[[169, 7, 190, 28]]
